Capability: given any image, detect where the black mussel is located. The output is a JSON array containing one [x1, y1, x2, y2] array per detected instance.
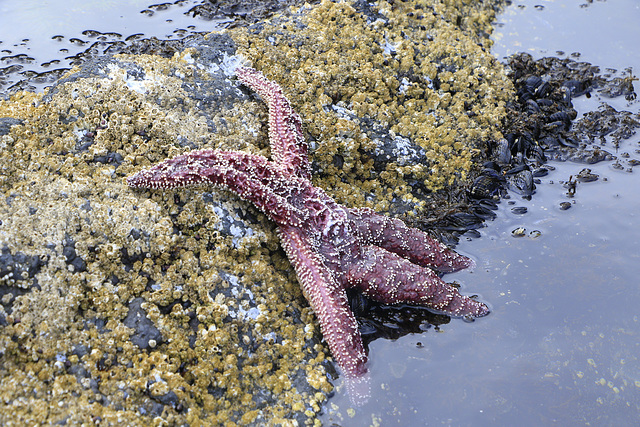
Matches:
[[495, 138, 511, 164], [546, 120, 570, 132], [348, 289, 374, 317], [476, 198, 498, 211], [512, 227, 527, 237], [539, 135, 561, 148], [483, 160, 501, 171], [536, 98, 554, 107], [464, 229, 482, 239], [470, 169, 505, 200], [532, 167, 549, 177], [505, 166, 535, 198], [557, 135, 580, 148], [441, 212, 485, 232], [563, 79, 590, 97], [524, 75, 543, 92], [529, 144, 546, 163], [517, 86, 533, 102], [525, 99, 540, 114], [535, 81, 552, 98], [504, 163, 528, 174], [512, 134, 532, 155], [549, 110, 576, 123], [471, 203, 498, 220]]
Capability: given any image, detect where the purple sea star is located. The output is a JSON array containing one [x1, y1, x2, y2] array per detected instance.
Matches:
[[127, 66, 489, 396]]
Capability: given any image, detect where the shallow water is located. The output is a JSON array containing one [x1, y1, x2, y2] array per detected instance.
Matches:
[[0, 0, 225, 92], [323, 1, 640, 425]]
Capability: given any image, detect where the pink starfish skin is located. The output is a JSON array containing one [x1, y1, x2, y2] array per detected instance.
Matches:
[[128, 66, 489, 394]]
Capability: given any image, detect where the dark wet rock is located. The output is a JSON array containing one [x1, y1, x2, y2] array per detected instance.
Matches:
[[202, 194, 260, 249], [41, 56, 129, 101], [119, 246, 148, 273], [148, 387, 180, 409], [71, 344, 90, 359], [124, 297, 164, 351], [0, 245, 45, 285], [84, 317, 110, 334], [62, 237, 87, 273], [371, 133, 428, 170], [1, 1, 312, 95], [0, 118, 22, 136], [0, 283, 30, 316], [91, 152, 124, 166], [0, 246, 45, 315], [559, 201, 572, 210], [68, 364, 100, 394], [186, 0, 307, 24], [139, 400, 167, 418], [575, 168, 599, 182]]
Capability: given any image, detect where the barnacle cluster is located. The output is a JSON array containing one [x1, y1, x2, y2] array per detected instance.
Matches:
[[229, 0, 512, 213], [0, 0, 512, 425]]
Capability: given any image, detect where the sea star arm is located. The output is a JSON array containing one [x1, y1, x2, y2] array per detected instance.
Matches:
[[236, 67, 312, 180], [278, 225, 368, 378], [345, 246, 489, 318], [127, 149, 306, 226], [348, 208, 474, 273]]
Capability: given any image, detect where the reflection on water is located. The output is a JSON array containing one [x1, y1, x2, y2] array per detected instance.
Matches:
[[492, 0, 640, 72], [0, 0, 226, 92], [322, 1, 640, 424]]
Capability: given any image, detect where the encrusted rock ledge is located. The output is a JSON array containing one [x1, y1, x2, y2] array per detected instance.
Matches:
[[0, 1, 511, 424]]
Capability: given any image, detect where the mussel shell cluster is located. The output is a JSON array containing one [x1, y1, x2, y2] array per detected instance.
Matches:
[[471, 52, 638, 204]]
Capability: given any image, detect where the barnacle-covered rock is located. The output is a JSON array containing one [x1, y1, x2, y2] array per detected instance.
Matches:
[[0, 1, 512, 425]]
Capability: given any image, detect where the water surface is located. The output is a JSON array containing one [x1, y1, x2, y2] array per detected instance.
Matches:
[[0, 0, 224, 92]]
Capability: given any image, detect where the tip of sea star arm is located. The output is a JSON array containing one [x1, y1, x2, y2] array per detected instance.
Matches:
[[277, 226, 369, 377], [440, 250, 476, 273], [346, 246, 489, 319], [234, 65, 256, 79], [235, 66, 280, 98], [448, 295, 490, 319], [343, 372, 371, 406], [126, 150, 254, 190]]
